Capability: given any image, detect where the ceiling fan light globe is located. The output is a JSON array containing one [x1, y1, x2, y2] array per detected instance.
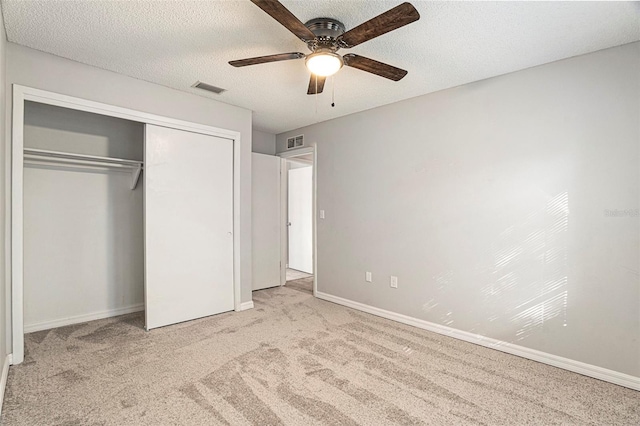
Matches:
[[305, 52, 343, 77]]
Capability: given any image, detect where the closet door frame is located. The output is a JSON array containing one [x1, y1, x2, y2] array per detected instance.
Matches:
[[10, 85, 243, 365]]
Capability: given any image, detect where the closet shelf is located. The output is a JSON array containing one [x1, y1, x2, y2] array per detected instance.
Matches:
[[23, 148, 143, 190]]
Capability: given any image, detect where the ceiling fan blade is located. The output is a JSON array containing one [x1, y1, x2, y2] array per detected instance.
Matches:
[[337, 2, 420, 48], [343, 54, 408, 81], [229, 52, 305, 67], [250, 0, 316, 42], [307, 74, 326, 95]]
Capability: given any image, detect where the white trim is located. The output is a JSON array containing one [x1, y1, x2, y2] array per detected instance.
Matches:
[[278, 147, 314, 158], [238, 301, 254, 311], [279, 145, 317, 294], [11, 85, 25, 365], [311, 144, 318, 297], [0, 354, 10, 414], [279, 158, 287, 286], [11, 85, 243, 363], [231, 124, 242, 314], [15, 86, 239, 139], [23, 304, 145, 334], [315, 291, 640, 391], [288, 157, 312, 165]]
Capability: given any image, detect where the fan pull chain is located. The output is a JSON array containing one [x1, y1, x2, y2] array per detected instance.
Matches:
[[331, 75, 335, 107]]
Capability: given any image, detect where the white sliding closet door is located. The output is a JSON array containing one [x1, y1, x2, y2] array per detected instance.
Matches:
[[144, 124, 234, 330]]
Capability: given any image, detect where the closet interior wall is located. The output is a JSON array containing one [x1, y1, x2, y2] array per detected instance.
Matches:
[[23, 101, 144, 332]]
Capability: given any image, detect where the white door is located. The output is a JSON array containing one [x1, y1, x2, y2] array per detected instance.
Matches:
[[144, 124, 234, 330], [288, 166, 313, 274], [252, 153, 281, 290]]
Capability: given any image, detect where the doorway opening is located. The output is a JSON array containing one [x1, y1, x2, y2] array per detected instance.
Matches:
[[281, 150, 315, 295]]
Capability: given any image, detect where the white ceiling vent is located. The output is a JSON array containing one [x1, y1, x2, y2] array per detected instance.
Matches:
[[192, 81, 226, 94], [286, 135, 304, 150]]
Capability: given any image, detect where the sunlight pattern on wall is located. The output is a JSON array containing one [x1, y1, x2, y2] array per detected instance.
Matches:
[[485, 192, 570, 341], [422, 192, 570, 342], [423, 270, 455, 326]]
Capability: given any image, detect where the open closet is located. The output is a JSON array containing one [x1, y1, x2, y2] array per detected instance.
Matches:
[[12, 86, 241, 364], [23, 102, 145, 334]]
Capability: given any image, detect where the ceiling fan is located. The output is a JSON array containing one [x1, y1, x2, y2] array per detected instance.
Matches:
[[229, 0, 420, 95]]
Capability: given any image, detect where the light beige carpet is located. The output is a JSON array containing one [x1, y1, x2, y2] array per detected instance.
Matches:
[[2, 280, 639, 425], [284, 276, 313, 294]]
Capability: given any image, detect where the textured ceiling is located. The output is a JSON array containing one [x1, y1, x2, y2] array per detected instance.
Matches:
[[2, 1, 639, 134]]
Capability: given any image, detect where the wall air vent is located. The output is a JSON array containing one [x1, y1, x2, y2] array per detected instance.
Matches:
[[287, 135, 304, 149], [192, 81, 226, 94]]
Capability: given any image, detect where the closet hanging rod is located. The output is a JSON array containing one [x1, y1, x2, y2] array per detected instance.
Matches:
[[23, 148, 143, 167], [23, 148, 144, 190], [23, 155, 141, 170]]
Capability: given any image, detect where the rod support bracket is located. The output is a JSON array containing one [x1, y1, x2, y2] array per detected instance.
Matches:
[[131, 165, 143, 190]]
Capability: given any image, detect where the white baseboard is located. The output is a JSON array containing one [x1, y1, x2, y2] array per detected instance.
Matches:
[[315, 291, 640, 391], [24, 304, 145, 334], [238, 301, 254, 311], [0, 354, 10, 415]]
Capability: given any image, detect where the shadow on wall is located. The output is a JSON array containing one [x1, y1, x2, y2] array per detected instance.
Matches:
[[424, 192, 570, 342]]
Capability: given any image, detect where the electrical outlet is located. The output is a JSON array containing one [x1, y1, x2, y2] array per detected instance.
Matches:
[[365, 271, 372, 282], [390, 276, 398, 288]]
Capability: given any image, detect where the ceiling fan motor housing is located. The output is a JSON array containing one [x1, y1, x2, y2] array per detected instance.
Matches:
[[305, 18, 346, 52]]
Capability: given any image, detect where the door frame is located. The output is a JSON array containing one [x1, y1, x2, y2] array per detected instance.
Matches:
[[278, 146, 317, 296], [10, 85, 243, 364]]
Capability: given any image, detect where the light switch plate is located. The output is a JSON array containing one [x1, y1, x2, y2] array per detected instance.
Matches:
[[365, 272, 372, 282], [320, 210, 325, 219], [390, 276, 398, 288]]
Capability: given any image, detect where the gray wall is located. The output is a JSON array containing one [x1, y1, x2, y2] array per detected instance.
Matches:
[[1, 8, 7, 371], [277, 42, 640, 377], [252, 130, 276, 155], [23, 103, 144, 330], [5, 43, 253, 348]]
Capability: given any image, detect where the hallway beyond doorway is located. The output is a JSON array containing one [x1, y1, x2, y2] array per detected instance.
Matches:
[[286, 268, 312, 282]]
